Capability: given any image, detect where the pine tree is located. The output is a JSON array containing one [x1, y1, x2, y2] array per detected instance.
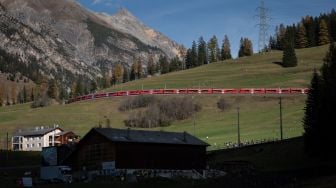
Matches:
[[0, 84, 3, 106], [23, 85, 27, 103], [11, 86, 16, 105], [47, 79, 58, 99], [70, 82, 77, 98], [59, 85, 68, 101], [282, 41, 298, 67], [130, 62, 137, 80], [269, 36, 277, 50], [123, 66, 130, 83], [330, 9, 336, 42], [304, 43, 336, 156], [90, 80, 97, 93], [303, 69, 322, 153], [159, 55, 169, 74], [238, 38, 244, 57], [136, 57, 143, 79], [147, 55, 156, 76], [197, 37, 207, 65], [30, 88, 35, 101], [318, 19, 330, 45], [113, 64, 124, 84], [185, 49, 192, 69], [190, 41, 198, 67], [302, 16, 317, 47], [276, 24, 287, 50], [243, 38, 253, 56], [221, 35, 232, 60], [75, 79, 84, 96], [297, 23, 308, 48], [208, 35, 219, 63], [169, 56, 181, 72], [238, 38, 253, 57]]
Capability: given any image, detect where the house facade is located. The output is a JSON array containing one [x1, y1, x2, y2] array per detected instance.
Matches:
[[12, 127, 79, 151], [65, 128, 209, 171]]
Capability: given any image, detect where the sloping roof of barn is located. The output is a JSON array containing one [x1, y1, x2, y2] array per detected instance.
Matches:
[[93, 128, 209, 146]]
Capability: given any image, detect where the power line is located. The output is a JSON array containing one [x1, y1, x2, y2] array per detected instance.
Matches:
[[256, 0, 270, 53]]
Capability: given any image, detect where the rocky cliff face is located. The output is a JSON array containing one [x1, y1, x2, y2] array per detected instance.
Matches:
[[0, 0, 181, 85], [95, 9, 181, 59]]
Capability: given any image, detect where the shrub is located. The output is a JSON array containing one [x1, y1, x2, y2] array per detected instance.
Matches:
[[217, 97, 230, 111], [31, 96, 52, 108], [124, 96, 202, 128], [124, 106, 172, 128], [118, 95, 157, 111]]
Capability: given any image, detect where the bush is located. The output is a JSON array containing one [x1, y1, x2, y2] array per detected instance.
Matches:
[[217, 97, 230, 111], [118, 95, 157, 111], [124, 96, 202, 128], [124, 106, 172, 128], [158, 97, 201, 120], [31, 96, 52, 108]]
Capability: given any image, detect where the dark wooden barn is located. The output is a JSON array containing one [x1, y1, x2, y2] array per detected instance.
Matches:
[[64, 128, 209, 171]]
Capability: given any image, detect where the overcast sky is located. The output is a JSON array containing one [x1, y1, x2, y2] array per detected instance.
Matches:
[[77, 0, 335, 57]]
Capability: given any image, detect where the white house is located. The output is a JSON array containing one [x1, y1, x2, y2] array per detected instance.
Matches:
[[12, 127, 64, 151]]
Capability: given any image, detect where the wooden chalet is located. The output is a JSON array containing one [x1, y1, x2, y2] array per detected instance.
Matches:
[[65, 128, 209, 171]]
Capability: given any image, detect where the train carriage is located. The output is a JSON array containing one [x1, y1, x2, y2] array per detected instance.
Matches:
[[223, 89, 238, 94]]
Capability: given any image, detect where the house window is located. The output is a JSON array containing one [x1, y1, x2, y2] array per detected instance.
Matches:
[[38, 143, 42, 147], [31, 144, 34, 147], [27, 144, 29, 148], [29, 137, 33, 141]]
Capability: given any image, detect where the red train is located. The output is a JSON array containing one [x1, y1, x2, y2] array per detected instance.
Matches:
[[67, 88, 309, 104]]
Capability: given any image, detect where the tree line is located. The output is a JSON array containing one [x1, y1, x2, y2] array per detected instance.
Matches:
[[269, 9, 336, 50], [184, 35, 253, 69]]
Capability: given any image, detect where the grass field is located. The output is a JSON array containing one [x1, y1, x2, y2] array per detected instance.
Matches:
[[105, 45, 327, 91], [0, 95, 306, 150], [0, 45, 329, 150]]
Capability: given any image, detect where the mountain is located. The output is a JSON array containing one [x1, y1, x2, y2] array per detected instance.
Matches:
[[95, 8, 181, 59], [0, 0, 182, 86]]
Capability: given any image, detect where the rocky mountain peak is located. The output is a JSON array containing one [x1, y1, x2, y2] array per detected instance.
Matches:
[[115, 8, 137, 19], [0, 0, 182, 88]]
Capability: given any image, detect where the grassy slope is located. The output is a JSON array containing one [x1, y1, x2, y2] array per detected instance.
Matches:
[[0, 46, 328, 150], [105, 45, 327, 91]]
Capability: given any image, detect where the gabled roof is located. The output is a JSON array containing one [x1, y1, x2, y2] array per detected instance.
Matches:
[[93, 128, 209, 146], [55, 131, 77, 136], [13, 127, 63, 137]]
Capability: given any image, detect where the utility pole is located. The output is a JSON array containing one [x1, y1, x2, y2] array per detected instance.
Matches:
[[193, 113, 196, 136], [192, 96, 196, 136], [279, 97, 283, 140], [237, 107, 241, 147], [6, 132, 9, 161]]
